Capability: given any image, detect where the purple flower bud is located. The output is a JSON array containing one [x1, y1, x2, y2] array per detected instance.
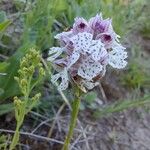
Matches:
[[89, 14, 112, 35], [89, 14, 102, 30], [96, 33, 113, 48], [98, 19, 112, 33], [73, 17, 91, 34]]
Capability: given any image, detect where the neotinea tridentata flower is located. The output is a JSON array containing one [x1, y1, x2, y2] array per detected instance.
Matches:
[[47, 14, 127, 91]]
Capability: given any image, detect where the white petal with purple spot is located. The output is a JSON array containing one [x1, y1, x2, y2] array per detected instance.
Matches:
[[78, 57, 103, 80], [71, 32, 93, 54], [47, 47, 63, 62], [89, 40, 107, 61], [108, 49, 127, 69], [51, 68, 69, 91], [67, 51, 80, 69]]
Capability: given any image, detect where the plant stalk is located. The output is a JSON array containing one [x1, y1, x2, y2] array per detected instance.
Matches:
[[9, 80, 30, 150], [9, 124, 20, 150], [62, 97, 80, 150]]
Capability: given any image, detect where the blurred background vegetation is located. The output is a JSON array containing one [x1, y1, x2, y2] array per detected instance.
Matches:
[[0, 0, 150, 149]]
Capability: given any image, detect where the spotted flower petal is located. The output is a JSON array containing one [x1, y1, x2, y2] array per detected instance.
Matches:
[[89, 40, 107, 61], [71, 32, 93, 54], [67, 51, 80, 69], [108, 48, 127, 69], [47, 47, 63, 62], [51, 68, 69, 91], [78, 57, 103, 80]]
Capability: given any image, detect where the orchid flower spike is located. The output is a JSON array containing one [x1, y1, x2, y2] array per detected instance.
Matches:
[[48, 14, 127, 91]]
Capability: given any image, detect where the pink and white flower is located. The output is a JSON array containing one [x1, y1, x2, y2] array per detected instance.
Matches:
[[48, 14, 127, 91], [73, 17, 91, 34]]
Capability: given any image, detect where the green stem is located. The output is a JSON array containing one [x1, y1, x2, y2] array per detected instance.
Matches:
[[9, 78, 31, 150], [9, 106, 26, 150], [62, 96, 81, 150], [9, 124, 20, 150]]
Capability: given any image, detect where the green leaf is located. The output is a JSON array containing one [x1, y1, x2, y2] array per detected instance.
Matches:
[[0, 20, 11, 40], [53, 0, 67, 13], [76, 0, 84, 5], [0, 134, 7, 143], [0, 42, 34, 100], [84, 91, 97, 103], [0, 62, 9, 72], [0, 103, 14, 115], [94, 95, 150, 118], [0, 20, 11, 32], [80, 102, 85, 110], [1, 34, 13, 46], [0, 134, 7, 149], [0, 88, 4, 96]]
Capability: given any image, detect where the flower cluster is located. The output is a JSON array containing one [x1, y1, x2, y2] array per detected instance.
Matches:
[[48, 14, 127, 91]]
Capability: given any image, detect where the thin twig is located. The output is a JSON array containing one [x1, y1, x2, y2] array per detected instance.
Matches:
[[78, 137, 93, 143], [61, 119, 97, 136], [30, 111, 48, 120], [47, 103, 66, 138], [59, 89, 72, 110], [77, 121, 90, 150], [70, 133, 82, 150], [0, 129, 64, 145], [31, 119, 52, 134], [99, 82, 107, 103]]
